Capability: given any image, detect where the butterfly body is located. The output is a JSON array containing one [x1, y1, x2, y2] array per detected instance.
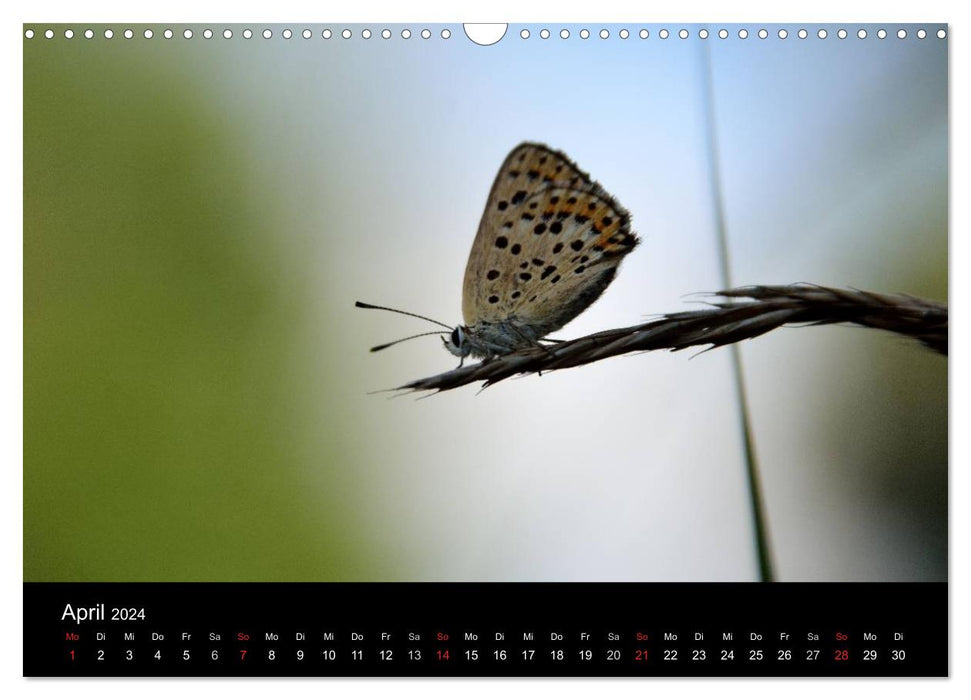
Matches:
[[446, 142, 639, 361], [444, 318, 553, 359]]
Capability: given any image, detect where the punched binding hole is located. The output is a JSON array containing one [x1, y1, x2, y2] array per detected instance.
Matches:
[[464, 24, 507, 46]]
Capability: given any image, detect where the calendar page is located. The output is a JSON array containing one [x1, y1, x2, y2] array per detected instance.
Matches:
[[22, 21, 947, 677]]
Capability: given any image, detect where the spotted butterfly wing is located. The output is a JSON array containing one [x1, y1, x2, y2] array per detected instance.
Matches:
[[462, 143, 639, 341]]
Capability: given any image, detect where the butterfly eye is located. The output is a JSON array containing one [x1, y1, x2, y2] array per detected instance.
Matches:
[[450, 327, 464, 347]]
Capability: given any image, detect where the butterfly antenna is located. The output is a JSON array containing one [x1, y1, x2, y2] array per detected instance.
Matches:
[[355, 301, 452, 330], [369, 330, 447, 353]]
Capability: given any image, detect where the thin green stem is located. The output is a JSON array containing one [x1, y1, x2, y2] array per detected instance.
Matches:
[[701, 42, 775, 583]]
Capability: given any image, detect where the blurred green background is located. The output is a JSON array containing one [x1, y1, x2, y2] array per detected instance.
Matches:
[[24, 36, 376, 580], [24, 24, 946, 582]]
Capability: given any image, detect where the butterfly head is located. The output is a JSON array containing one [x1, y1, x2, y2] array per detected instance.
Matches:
[[443, 325, 472, 358]]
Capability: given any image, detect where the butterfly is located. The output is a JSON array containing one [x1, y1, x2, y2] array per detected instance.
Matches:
[[358, 142, 639, 366]]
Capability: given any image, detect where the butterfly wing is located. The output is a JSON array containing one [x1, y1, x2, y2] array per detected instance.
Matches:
[[462, 143, 639, 338]]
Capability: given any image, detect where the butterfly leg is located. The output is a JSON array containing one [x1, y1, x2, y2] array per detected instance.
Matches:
[[534, 338, 561, 361], [506, 326, 560, 364]]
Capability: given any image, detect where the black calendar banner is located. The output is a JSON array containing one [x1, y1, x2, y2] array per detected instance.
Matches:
[[24, 582, 947, 677]]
